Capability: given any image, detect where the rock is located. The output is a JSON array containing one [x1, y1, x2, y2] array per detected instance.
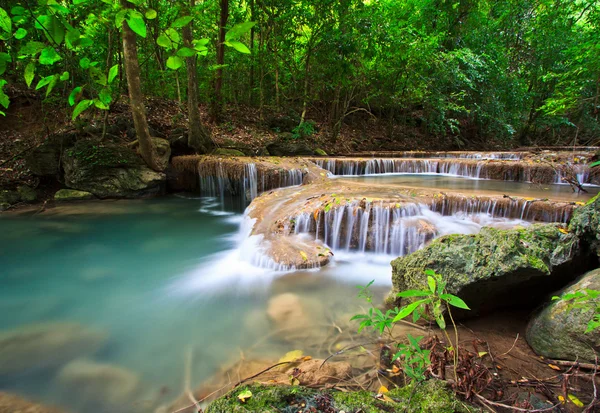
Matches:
[[569, 194, 600, 256], [526, 268, 600, 363], [266, 293, 310, 330], [288, 358, 352, 386], [62, 140, 165, 198], [0, 322, 108, 376], [54, 189, 95, 201], [314, 148, 327, 156], [149, 137, 171, 171], [212, 148, 246, 157], [390, 224, 584, 315], [205, 381, 473, 413], [266, 140, 314, 156], [0, 203, 9, 211], [0, 189, 20, 205], [57, 359, 140, 408], [25, 133, 77, 177], [17, 185, 37, 202], [0, 392, 66, 413]]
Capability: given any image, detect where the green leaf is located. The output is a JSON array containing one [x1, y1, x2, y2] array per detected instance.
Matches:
[[11, 6, 25, 16], [79, 57, 91, 69], [589, 160, 600, 168], [14, 27, 27, 39], [192, 38, 210, 48], [166, 55, 183, 70], [226, 40, 250, 54], [144, 9, 157, 20], [157, 33, 172, 49], [0, 83, 9, 109], [39, 47, 61, 65], [440, 294, 470, 310], [19, 41, 45, 57], [171, 15, 193, 28], [59, 71, 69, 81], [66, 28, 80, 49], [392, 299, 427, 322], [94, 99, 109, 110], [35, 74, 53, 90], [68, 86, 82, 106], [424, 269, 436, 277], [126, 11, 146, 38], [115, 9, 127, 28], [98, 88, 112, 105], [0, 7, 12, 33], [73, 0, 89, 4], [0, 52, 10, 75], [24, 62, 35, 87], [37, 15, 65, 45], [176, 47, 196, 57], [427, 276, 436, 293], [225, 21, 256, 41], [45, 74, 59, 97], [108, 64, 118, 84], [396, 290, 431, 298], [72, 99, 93, 120]]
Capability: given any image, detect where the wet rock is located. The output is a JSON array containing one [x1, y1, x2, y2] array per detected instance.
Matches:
[[266, 293, 310, 331], [54, 189, 95, 201], [25, 133, 77, 177], [266, 140, 314, 156], [0, 189, 20, 205], [390, 224, 584, 315], [212, 148, 245, 157], [0, 322, 108, 376], [57, 359, 140, 408], [569, 194, 600, 256], [62, 141, 165, 198], [526, 268, 600, 363], [17, 185, 37, 202], [0, 392, 67, 413]]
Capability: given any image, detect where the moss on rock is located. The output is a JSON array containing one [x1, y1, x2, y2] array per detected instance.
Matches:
[[205, 381, 472, 413], [212, 148, 246, 157], [527, 268, 600, 362], [54, 189, 95, 201], [569, 193, 600, 256], [389, 224, 581, 314]]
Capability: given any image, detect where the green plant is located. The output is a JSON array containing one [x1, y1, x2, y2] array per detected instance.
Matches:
[[393, 334, 431, 382], [291, 121, 315, 140], [552, 289, 600, 333]]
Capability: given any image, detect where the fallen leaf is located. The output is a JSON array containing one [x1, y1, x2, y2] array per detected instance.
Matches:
[[568, 394, 584, 407], [237, 389, 252, 403], [548, 364, 561, 371], [478, 351, 488, 358], [558, 395, 566, 403], [299, 251, 308, 261], [279, 350, 304, 363], [558, 228, 569, 234], [379, 386, 389, 393]]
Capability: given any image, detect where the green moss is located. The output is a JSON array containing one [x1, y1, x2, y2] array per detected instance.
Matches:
[[332, 390, 389, 413], [205, 384, 316, 413], [314, 148, 328, 156], [387, 380, 475, 413], [67, 141, 141, 169]]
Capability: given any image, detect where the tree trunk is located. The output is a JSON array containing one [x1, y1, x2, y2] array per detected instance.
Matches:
[[211, 0, 229, 122], [120, 0, 161, 171], [183, 0, 213, 153]]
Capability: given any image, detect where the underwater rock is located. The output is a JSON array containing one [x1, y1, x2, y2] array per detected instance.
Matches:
[[0, 392, 67, 413], [204, 381, 473, 413], [0, 322, 108, 376], [57, 359, 140, 409], [62, 141, 165, 198], [569, 194, 600, 257], [526, 268, 600, 363], [390, 224, 585, 315], [266, 293, 310, 332], [54, 189, 95, 201]]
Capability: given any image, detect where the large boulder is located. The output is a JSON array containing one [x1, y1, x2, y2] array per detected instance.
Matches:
[[57, 359, 140, 409], [0, 392, 67, 413], [62, 140, 165, 198], [0, 322, 108, 376], [526, 268, 600, 362], [25, 133, 77, 177], [389, 224, 587, 315]]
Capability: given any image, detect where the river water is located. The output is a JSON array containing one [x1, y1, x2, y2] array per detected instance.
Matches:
[[0, 179, 572, 412]]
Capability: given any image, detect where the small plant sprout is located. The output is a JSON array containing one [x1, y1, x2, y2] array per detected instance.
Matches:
[[393, 334, 431, 382]]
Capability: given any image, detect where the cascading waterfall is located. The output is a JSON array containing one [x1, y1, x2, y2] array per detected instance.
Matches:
[[292, 201, 528, 257]]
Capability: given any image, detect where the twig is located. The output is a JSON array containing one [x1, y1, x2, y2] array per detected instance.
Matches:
[[319, 342, 380, 368], [548, 359, 598, 370], [232, 361, 294, 388], [475, 394, 561, 412], [498, 334, 519, 358]]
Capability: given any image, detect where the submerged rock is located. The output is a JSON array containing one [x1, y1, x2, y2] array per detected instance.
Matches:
[[0, 322, 108, 376], [390, 224, 585, 315], [62, 141, 165, 198], [54, 189, 95, 201], [527, 268, 600, 362], [57, 359, 140, 409], [205, 381, 473, 413], [0, 392, 67, 413]]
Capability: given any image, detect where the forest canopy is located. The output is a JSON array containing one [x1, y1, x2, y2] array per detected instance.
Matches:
[[0, 0, 599, 149]]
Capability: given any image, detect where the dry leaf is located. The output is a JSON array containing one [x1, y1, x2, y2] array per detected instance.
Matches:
[[299, 251, 308, 261], [379, 386, 389, 393], [558, 395, 566, 403], [279, 350, 303, 363], [548, 364, 561, 371], [568, 394, 584, 407], [478, 351, 488, 358], [558, 228, 569, 234]]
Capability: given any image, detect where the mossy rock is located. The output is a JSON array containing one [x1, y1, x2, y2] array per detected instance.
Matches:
[[25, 132, 77, 177], [569, 193, 600, 256], [213, 148, 246, 157], [527, 268, 600, 362], [390, 224, 584, 315], [0, 189, 20, 205], [62, 141, 165, 199], [205, 381, 473, 413], [17, 185, 37, 202], [54, 189, 96, 201]]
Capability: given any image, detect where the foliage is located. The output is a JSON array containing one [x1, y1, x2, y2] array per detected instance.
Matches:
[[552, 289, 600, 333], [392, 334, 431, 382]]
